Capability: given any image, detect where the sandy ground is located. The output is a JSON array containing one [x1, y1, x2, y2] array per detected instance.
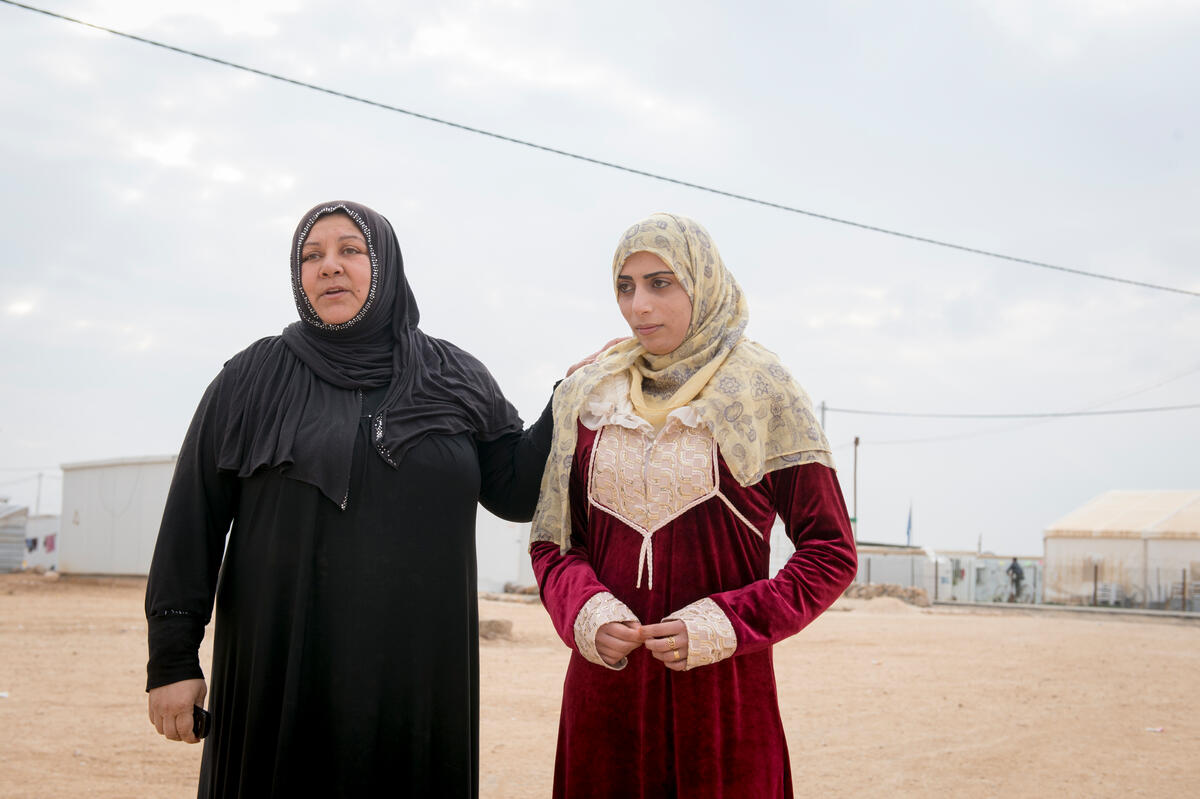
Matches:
[[1, 573, 1197, 798]]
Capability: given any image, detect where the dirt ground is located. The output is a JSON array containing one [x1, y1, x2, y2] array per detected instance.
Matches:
[[1, 573, 1197, 798]]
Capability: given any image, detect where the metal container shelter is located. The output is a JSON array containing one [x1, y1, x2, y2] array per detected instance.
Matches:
[[0, 503, 29, 572], [59, 455, 177, 575]]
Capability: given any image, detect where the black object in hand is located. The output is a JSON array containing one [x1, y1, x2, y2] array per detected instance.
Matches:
[[192, 705, 211, 739]]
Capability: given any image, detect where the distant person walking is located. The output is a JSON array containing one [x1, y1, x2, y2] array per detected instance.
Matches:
[[1007, 557, 1025, 602]]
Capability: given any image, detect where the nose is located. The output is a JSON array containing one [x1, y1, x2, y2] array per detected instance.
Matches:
[[317, 254, 344, 277], [631, 287, 653, 316]]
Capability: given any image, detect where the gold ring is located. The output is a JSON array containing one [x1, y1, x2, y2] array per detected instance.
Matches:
[[667, 636, 677, 651], [673, 649, 682, 661]]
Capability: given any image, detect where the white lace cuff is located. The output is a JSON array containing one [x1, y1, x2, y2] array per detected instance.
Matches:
[[573, 592, 639, 670], [667, 597, 737, 670]]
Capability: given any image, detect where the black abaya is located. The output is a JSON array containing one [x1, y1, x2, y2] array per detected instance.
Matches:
[[146, 376, 551, 798]]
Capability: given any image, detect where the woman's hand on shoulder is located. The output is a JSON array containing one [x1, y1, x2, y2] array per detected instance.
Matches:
[[148, 678, 207, 744], [565, 337, 631, 377], [596, 620, 642, 666], [640, 619, 689, 672]]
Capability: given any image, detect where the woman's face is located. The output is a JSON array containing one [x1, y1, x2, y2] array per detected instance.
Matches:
[[616, 251, 693, 355], [300, 213, 373, 325]]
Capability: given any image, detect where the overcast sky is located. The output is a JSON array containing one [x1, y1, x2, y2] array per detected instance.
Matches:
[[1, 0, 1198, 556]]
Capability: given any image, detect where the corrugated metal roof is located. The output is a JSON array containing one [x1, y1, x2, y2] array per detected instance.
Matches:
[[0, 503, 29, 523], [1044, 490, 1200, 539]]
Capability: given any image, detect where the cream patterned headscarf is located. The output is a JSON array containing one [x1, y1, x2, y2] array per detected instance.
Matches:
[[530, 213, 835, 550]]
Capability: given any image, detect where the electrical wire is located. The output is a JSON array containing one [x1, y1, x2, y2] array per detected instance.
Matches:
[[824, 403, 1200, 420], [0, 474, 58, 487], [822, 363, 1200, 445], [3, 0, 1198, 298], [1073, 362, 1200, 411]]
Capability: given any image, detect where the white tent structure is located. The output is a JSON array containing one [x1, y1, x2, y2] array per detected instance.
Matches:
[[1043, 490, 1200, 609]]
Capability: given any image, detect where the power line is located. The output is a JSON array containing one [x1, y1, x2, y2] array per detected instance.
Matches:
[[833, 400, 1200, 446], [820, 359, 1200, 441], [4, 0, 1199, 299], [825, 402, 1200, 420], [1074, 361, 1200, 410], [0, 474, 55, 487], [867, 418, 1080, 446]]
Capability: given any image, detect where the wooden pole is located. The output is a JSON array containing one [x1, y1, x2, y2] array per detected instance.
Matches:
[[852, 436, 859, 543]]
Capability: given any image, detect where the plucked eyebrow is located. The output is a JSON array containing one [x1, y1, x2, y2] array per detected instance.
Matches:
[[617, 270, 674, 281], [302, 233, 367, 250]]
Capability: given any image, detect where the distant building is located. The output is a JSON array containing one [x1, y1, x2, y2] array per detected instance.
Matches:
[[23, 514, 60, 571], [854, 542, 937, 597], [934, 550, 1042, 604], [834, 541, 1044, 604], [1043, 490, 1200, 609], [54, 454, 540, 589], [59, 456, 178, 575], [0, 503, 29, 572], [476, 512, 536, 593]]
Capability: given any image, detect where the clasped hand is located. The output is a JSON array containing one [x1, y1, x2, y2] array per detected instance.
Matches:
[[596, 619, 688, 671]]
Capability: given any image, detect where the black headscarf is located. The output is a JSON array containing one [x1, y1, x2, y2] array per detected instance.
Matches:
[[213, 201, 522, 508]]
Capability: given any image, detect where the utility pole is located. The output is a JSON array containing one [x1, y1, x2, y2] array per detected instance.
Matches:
[[820, 400, 826, 431], [35, 472, 43, 516], [852, 436, 859, 542]]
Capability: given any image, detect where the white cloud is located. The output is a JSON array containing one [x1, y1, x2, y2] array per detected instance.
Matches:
[[978, 0, 1200, 60], [40, 51, 98, 85], [212, 165, 245, 183], [114, 186, 145, 204], [84, 0, 302, 38], [261, 175, 297, 195], [130, 131, 197, 169], [407, 14, 710, 129]]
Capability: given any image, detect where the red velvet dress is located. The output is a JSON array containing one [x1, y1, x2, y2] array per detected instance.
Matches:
[[532, 421, 857, 799]]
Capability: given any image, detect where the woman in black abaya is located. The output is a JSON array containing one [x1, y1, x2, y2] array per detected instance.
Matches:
[[145, 201, 555, 798]]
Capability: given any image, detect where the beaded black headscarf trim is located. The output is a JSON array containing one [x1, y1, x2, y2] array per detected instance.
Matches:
[[290, 203, 381, 331]]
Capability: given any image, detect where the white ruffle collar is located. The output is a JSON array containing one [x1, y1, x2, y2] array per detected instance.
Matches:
[[579, 372, 704, 434]]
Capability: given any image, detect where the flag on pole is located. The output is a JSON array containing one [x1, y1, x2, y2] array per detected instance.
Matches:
[[905, 502, 912, 546]]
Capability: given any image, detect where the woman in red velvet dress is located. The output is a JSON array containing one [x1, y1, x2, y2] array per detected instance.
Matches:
[[530, 213, 858, 798]]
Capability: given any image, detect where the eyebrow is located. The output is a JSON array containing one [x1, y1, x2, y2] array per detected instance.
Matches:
[[617, 270, 674, 280], [303, 234, 366, 248]]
